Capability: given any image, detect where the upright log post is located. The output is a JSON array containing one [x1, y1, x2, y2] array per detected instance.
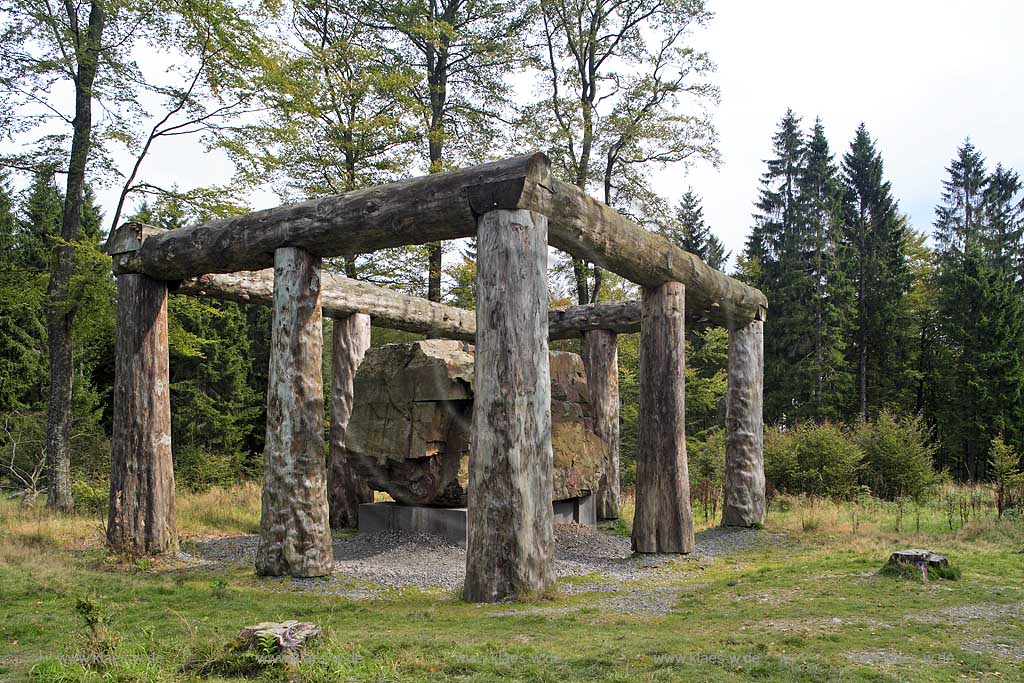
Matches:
[[722, 319, 766, 527], [328, 313, 373, 529], [632, 281, 694, 554], [255, 247, 333, 577], [465, 209, 554, 602], [107, 273, 176, 555], [582, 330, 621, 520]]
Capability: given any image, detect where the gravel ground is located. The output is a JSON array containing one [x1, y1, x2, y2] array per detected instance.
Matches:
[[186, 523, 765, 601]]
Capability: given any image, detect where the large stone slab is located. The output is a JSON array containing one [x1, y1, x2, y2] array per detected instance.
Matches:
[[345, 341, 606, 506]]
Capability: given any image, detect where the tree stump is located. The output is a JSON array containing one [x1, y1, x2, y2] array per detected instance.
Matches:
[[583, 329, 621, 520], [328, 313, 373, 529], [464, 209, 555, 602], [722, 319, 766, 527], [632, 281, 694, 554], [255, 247, 333, 577], [107, 274, 176, 555]]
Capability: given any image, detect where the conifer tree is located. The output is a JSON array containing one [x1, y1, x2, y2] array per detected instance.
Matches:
[[933, 141, 1024, 478], [660, 190, 728, 270], [840, 123, 910, 420], [745, 110, 815, 421], [799, 119, 854, 418]]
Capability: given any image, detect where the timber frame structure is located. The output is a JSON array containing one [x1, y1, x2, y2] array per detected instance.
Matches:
[[105, 153, 767, 602]]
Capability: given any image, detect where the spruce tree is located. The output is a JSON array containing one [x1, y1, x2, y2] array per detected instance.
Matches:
[[933, 142, 1024, 478], [661, 190, 729, 271], [840, 123, 910, 420], [745, 110, 817, 422], [796, 120, 856, 418]]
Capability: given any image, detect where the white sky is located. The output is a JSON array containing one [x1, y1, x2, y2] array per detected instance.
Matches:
[[87, 0, 1021, 271], [665, 0, 1022, 267]]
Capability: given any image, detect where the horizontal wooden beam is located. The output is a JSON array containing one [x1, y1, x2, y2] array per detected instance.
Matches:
[[107, 153, 766, 325], [108, 154, 547, 280], [177, 269, 642, 341], [525, 176, 767, 327]]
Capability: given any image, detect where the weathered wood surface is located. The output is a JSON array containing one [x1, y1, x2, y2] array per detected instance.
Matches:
[[582, 330, 621, 520], [328, 313, 373, 529], [631, 282, 695, 554], [722, 319, 766, 527], [108, 153, 765, 325], [527, 175, 767, 327], [180, 269, 477, 340], [107, 274, 176, 555], [178, 268, 639, 340], [465, 209, 555, 602], [111, 154, 549, 280], [255, 247, 333, 577]]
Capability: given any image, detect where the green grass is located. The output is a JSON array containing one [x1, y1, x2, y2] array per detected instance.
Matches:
[[1, 487, 1022, 682]]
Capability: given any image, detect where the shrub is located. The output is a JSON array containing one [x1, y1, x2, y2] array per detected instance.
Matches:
[[174, 446, 249, 492], [71, 480, 108, 515], [854, 411, 939, 503], [989, 436, 1024, 518], [689, 429, 725, 520], [765, 423, 863, 500]]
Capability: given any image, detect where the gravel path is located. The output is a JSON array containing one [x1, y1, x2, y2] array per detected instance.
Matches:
[[186, 523, 765, 600]]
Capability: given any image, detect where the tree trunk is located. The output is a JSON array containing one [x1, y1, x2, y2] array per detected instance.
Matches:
[[255, 247, 333, 577], [107, 274, 176, 554], [465, 209, 554, 602], [328, 312, 373, 529], [582, 329, 620, 520], [45, 0, 105, 512], [632, 281, 694, 554], [722, 319, 766, 527]]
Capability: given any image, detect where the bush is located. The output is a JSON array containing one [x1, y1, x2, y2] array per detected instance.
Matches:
[[765, 423, 863, 500], [71, 480, 108, 515], [174, 446, 250, 492], [989, 436, 1024, 518], [854, 411, 939, 502], [689, 429, 725, 520]]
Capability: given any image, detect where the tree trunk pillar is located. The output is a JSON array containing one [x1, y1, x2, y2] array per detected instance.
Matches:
[[722, 319, 766, 527], [255, 247, 333, 577], [107, 274, 176, 555], [632, 281, 694, 554], [582, 330, 620, 520], [328, 312, 373, 529], [465, 209, 554, 602]]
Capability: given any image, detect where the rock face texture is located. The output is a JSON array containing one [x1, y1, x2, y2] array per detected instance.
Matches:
[[344, 340, 606, 506]]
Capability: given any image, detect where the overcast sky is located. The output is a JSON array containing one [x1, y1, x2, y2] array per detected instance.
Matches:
[[660, 0, 1022, 268], [90, 0, 1021, 271]]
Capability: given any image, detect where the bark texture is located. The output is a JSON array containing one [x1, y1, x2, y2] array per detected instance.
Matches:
[[582, 330, 620, 520], [110, 153, 765, 326], [113, 154, 549, 280], [722, 319, 766, 527], [328, 313, 373, 529], [179, 267, 639, 341], [45, 0, 106, 512], [255, 247, 332, 577], [107, 274, 176, 554], [522, 175, 767, 326], [632, 282, 694, 554], [465, 209, 554, 602]]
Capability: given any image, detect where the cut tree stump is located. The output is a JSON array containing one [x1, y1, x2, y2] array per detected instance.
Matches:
[[239, 621, 320, 653], [887, 549, 949, 579], [255, 247, 333, 577]]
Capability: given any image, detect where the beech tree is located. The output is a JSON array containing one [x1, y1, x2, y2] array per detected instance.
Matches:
[[531, 0, 717, 305], [0, 0, 280, 509], [348, 0, 532, 302]]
